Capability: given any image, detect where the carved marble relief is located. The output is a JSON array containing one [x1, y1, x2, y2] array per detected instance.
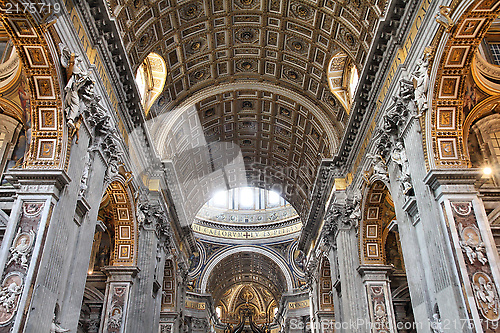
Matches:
[[59, 43, 96, 140], [0, 273, 23, 325], [0, 202, 44, 331], [104, 284, 129, 333], [159, 323, 173, 333], [366, 284, 393, 333], [450, 202, 500, 326], [410, 48, 431, 116]]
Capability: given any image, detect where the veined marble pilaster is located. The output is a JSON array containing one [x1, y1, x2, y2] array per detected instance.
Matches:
[[358, 265, 397, 333], [0, 170, 69, 333], [425, 169, 500, 332], [336, 227, 370, 332], [100, 266, 139, 333]]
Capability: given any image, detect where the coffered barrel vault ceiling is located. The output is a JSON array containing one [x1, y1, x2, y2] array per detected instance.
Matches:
[[153, 83, 340, 223], [107, 0, 388, 223], [108, 0, 387, 114]]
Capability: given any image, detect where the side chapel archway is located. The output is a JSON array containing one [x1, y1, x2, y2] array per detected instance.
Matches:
[[429, 0, 500, 169], [0, 12, 66, 169]]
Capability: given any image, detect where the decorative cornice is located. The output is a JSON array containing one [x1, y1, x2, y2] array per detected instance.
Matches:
[[357, 264, 395, 276], [101, 265, 140, 282], [423, 169, 482, 192], [4, 169, 71, 199], [73, 0, 157, 165], [194, 217, 301, 232], [332, 0, 419, 172], [298, 160, 335, 251]]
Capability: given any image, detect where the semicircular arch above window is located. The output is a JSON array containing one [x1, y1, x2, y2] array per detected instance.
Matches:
[[135, 52, 167, 116], [327, 51, 359, 114]]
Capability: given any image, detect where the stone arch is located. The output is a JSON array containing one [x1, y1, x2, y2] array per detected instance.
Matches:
[[151, 82, 341, 228], [327, 51, 358, 113], [102, 180, 138, 266], [199, 246, 294, 294], [318, 257, 334, 311], [135, 52, 167, 117], [463, 95, 500, 163], [428, 0, 500, 169], [0, 13, 66, 169], [359, 181, 397, 265]]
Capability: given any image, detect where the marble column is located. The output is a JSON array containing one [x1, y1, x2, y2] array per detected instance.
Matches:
[[336, 225, 371, 332], [358, 265, 397, 333], [100, 266, 139, 333], [394, 114, 472, 331], [425, 170, 500, 332], [125, 224, 163, 331]]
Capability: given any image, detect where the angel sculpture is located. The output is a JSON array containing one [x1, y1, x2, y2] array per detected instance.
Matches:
[[59, 43, 95, 139], [435, 6, 454, 33]]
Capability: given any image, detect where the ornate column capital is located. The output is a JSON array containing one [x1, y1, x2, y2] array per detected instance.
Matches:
[[424, 169, 481, 200], [4, 169, 71, 199], [357, 265, 395, 282], [101, 266, 140, 283]]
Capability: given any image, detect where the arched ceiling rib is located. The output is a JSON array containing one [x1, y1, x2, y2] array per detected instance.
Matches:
[[153, 84, 339, 225]]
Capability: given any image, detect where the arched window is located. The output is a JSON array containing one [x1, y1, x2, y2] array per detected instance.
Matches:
[[477, 16, 500, 66], [327, 51, 359, 113], [135, 52, 167, 116]]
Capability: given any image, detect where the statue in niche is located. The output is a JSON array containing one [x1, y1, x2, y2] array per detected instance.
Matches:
[[391, 141, 413, 195], [59, 43, 95, 139], [154, 244, 162, 281], [411, 48, 432, 116], [96, 245, 110, 268]]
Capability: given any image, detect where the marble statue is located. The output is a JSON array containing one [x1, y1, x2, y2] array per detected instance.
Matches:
[[430, 313, 443, 333], [78, 150, 91, 198], [59, 43, 95, 139], [411, 54, 430, 115], [435, 6, 454, 33], [391, 141, 413, 195], [51, 314, 70, 333]]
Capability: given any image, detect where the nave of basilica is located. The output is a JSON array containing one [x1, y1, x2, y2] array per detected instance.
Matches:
[[0, 0, 499, 332]]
